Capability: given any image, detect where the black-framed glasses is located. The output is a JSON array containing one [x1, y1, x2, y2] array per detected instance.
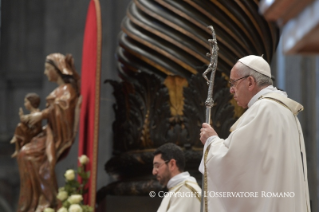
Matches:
[[229, 75, 250, 87], [153, 160, 169, 170]]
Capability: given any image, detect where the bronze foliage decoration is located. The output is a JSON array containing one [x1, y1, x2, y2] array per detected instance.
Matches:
[[105, 71, 171, 153]]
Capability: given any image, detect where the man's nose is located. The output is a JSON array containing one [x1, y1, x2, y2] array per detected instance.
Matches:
[[230, 86, 235, 94], [152, 168, 157, 175]]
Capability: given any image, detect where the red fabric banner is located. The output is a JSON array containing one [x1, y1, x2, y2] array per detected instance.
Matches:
[[79, 0, 101, 208]]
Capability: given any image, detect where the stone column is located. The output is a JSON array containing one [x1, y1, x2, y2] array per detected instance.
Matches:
[[276, 52, 318, 212], [300, 56, 318, 212]]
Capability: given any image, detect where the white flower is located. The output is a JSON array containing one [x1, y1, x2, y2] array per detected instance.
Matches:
[[57, 190, 68, 201], [44, 208, 55, 212], [64, 169, 75, 181], [69, 204, 83, 212], [57, 207, 68, 212], [68, 194, 83, 204], [78, 155, 89, 165]]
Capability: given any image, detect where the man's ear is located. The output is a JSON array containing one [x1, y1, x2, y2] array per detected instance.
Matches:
[[168, 159, 177, 170], [248, 76, 256, 90]]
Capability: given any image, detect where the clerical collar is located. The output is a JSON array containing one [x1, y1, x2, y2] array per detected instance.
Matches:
[[167, 171, 195, 189], [248, 85, 287, 108]]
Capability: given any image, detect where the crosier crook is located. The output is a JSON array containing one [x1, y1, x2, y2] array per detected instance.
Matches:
[[202, 25, 219, 122], [200, 25, 219, 212]]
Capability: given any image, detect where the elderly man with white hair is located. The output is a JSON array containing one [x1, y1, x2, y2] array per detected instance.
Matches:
[[199, 55, 311, 212]]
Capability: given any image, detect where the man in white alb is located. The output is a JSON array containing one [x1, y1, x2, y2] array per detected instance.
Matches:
[[153, 143, 201, 212], [199, 55, 310, 212]]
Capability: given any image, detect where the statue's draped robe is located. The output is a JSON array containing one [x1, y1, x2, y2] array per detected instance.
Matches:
[[17, 84, 78, 212], [199, 92, 310, 212], [14, 118, 42, 148]]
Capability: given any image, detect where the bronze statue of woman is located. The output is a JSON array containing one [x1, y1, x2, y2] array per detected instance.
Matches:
[[16, 53, 81, 212]]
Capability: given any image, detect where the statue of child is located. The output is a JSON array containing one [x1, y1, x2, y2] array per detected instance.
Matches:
[[10, 93, 42, 157]]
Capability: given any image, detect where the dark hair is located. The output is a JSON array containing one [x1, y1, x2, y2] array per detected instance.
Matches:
[[153, 143, 185, 172], [25, 93, 40, 108]]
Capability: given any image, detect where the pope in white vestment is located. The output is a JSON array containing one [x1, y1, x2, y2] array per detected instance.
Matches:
[[199, 55, 310, 212], [157, 172, 201, 212]]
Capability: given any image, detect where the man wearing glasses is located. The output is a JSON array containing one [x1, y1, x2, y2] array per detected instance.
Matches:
[[153, 143, 201, 212], [199, 55, 310, 212]]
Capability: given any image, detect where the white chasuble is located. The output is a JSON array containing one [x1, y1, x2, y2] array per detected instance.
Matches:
[[199, 92, 310, 212], [157, 172, 201, 212]]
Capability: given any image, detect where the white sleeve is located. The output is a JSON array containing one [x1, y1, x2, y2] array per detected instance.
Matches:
[[198, 136, 218, 174]]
